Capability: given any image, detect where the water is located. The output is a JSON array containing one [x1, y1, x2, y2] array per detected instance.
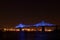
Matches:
[[0, 31, 60, 40]]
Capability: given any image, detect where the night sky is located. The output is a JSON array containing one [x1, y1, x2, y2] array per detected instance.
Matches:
[[0, 0, 60, 27]]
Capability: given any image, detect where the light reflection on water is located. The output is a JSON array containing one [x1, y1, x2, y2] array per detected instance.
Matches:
[[1, 31, 59, 40], [19, 32, 25, 40], [18, 32, 49, 40], [35, 32, 48, 40]]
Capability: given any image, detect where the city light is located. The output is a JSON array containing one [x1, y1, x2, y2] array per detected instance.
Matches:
[[3, 28, 20, 32], [45, 29, 53, 32], [15, 29, 20, 31], [2, 21, 56, 32]]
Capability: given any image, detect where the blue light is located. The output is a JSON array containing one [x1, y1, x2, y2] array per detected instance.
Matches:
[[16, 21, 56, 28], [34, 21, 55, 27], [16, 24, 25, 28]]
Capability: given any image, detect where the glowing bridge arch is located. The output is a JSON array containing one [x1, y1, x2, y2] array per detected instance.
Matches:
[[33, 21, 56, 27], [16, 21, 56, 28], [16, 24, 26, 28]]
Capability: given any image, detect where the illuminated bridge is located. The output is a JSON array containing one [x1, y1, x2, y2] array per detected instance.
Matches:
[[16, 21, 56, 28], [3, 21, 57, 32], [15, 21, 57, 32]]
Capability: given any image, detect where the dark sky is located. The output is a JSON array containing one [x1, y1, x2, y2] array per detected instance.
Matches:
[[0, 0, 60, 27]]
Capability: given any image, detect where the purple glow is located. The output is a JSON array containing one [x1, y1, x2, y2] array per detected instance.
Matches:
[[34, 21, 55, 27], [16, 21, 56, 28], [16, 24, 26, 28]]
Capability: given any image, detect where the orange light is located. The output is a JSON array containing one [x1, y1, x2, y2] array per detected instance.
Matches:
[[31, 29, 34, 31], [26, 29, 31, 31], [4, 28, 7, 31], [16, 29, 20, 31], [38, 29, 42, 31], [47, 29, 52, 31], [30, 29, 36, 31], [45, 29, 53, 32], [22, 29, 25, 31]]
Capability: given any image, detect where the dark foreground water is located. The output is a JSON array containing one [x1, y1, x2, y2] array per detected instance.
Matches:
[[0, 31, 60, 40]]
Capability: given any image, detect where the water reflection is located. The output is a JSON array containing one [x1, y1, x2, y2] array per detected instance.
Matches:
[[18, 32, 25, 40], [1, 31, 59, 40], [35, 32, 48, 40], [18, 32, 49, 40]]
